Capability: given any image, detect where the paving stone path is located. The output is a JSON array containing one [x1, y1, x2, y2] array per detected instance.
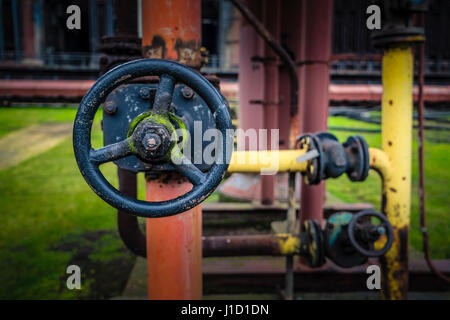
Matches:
[[0, 122, 72, 170]]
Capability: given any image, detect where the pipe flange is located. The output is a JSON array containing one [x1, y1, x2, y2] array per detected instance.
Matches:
[[300, 220, 326, 268], [371, 0, 427, 48], [296, 133, 324, 185], [372, 28, 425, 48], [343, 135, 370, 182]]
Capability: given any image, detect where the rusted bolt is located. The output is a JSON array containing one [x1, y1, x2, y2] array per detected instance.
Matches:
[[143, 133, 162, 151], [104, 102, 117, 115], [139, 87, 151, 100], [181, 86, 194, 100]]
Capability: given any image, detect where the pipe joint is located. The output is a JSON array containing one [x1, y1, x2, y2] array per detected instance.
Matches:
[[297, 132, 370, 185]]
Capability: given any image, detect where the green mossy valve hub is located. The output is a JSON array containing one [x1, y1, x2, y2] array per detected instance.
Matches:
[[126, 111, 188, 163], [73, 59, 232, 218]]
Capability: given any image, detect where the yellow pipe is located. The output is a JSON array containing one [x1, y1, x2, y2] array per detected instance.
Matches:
[[379, 46, 414, 300], [228, 148, 392, 179], [275, 233, 301, 255], [369, 147, 392, 181], [228, 149, 309, 173]]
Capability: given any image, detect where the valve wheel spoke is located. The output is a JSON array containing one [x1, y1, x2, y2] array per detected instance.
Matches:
[[171, 154, 206, 186], [90, 138, 133, 165], [153, 73, 176, 113], [355, 220, 365, 229]]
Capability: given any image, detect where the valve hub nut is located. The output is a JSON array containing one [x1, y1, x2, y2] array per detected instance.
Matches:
[[131, 119, 173, 162], [143, 133, 162, 151]]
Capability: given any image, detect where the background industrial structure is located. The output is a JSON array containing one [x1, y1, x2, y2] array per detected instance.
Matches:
[[0, 0, 449, 300], [0, 0, 449, 83]]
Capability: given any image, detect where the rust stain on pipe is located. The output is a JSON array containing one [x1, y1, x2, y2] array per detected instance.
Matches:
[[203, 234, 300, 257], [141, 0, 203, 69]]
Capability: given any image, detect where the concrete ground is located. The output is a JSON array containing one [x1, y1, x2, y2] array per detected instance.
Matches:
[[114, 257, 450, 300]]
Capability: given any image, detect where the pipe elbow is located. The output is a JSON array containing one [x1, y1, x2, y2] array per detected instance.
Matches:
[[369, 148, 392, 181]]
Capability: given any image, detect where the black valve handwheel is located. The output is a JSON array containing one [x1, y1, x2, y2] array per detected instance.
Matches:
[[347, 210, 394, 257], [73, 59, 232, 218]]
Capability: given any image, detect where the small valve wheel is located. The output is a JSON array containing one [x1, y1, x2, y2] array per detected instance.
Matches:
[[347, 210, 394, 257], [73, 59, 232, 218]]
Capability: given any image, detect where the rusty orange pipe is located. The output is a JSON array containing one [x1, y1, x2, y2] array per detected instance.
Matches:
[[142, 0, 203, 68], [142, 0, 203, 300], [146, 175, 202, 300]]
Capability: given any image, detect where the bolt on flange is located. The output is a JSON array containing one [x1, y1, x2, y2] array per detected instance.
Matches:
[[103, 102, 117, 115], [181, 86, 194, 100]]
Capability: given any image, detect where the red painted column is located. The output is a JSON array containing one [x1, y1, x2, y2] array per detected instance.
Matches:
[[279, 0, 333, 225], [21, 0, 35, 61], [261, 0, 281, 205], [238, 0, 281, 204], [298, 0, 333, 225], [279, 1, 302, 151], [237, 0, 265, 152], [142, 0, 203, 300]]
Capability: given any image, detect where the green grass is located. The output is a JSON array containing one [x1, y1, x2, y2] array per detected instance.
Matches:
[[0, 107, 78, 138], [0, 107, 128, 299], [0, 107, 218, 299], [0, 107, 448, 299], [327, 116, 450, 259]]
